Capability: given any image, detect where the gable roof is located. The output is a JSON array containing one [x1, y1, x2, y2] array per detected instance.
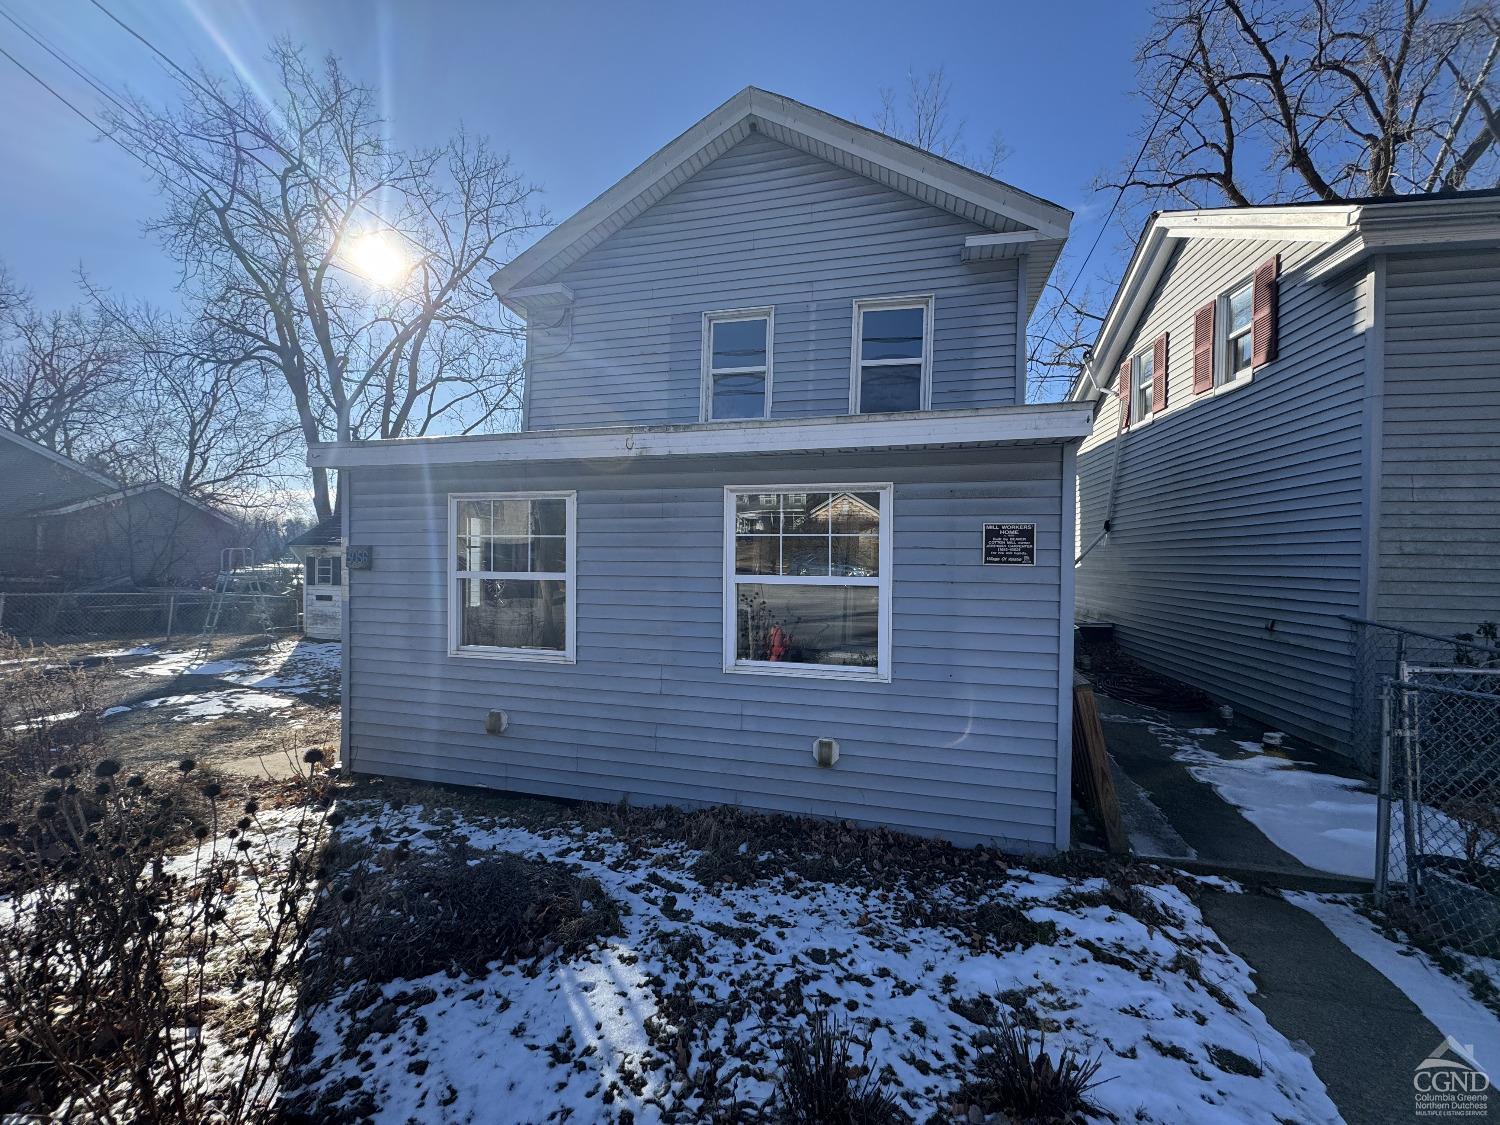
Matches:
[[491, 87, 1072, 318], [286, 514, 342, 549], [1070, 188, 1500, 404], [0, 426, 237, 527]]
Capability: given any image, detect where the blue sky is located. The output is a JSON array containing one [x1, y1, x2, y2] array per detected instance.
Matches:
[[0, 0, 1152, 313]]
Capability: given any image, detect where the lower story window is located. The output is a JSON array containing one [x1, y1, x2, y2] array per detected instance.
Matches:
[[450, 492, 575, 660], [725, 485, 891, 678]]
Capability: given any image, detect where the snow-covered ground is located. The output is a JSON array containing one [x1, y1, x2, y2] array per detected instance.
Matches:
[[291, 802, 1342, 1124], [100, 639, 342, 723]]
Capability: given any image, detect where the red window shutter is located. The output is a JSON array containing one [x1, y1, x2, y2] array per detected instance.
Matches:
[[1117, 359, 1132, 430], [1192, 300, 1215, 393], [1151, 333, 1168, 413], [1252, 255, 1280, 368]]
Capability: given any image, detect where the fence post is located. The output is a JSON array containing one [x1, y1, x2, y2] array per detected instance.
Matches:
[[0, 591, 6, 631], [165, 594, 176, 638], [1374, 681, 1392, 903]]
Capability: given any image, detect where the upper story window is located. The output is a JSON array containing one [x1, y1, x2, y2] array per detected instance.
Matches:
[[1219, 280, 1254, 384], [1130, 346, 1155, 422], [851, 297, 932, 414], [450, 493, 575, 661], [702, 309, 773, 421]]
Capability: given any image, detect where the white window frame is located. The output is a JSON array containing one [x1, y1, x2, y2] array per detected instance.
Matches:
[[701, 307, 774, 422], [849, 296, 934, 414], [721, 483, 893, 682], [1130, 346, 1155, 423], [312, 556, 337, 585], [448, 490, 576, 663], [1216, 278, 1255, 387]]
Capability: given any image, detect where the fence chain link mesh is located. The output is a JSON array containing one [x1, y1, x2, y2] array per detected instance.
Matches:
[[0, 590, 298, 647], [1358, 618, 1500, 956]]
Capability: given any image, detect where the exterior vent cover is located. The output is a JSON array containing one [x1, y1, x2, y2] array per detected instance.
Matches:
[[811, 737, 840, 768]]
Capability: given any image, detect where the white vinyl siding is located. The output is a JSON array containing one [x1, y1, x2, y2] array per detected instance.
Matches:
[[723, 485, 892, 680], [523, 133, 1021, 428], [343, 445, 1068, 850], [449, 492, 576, 662]]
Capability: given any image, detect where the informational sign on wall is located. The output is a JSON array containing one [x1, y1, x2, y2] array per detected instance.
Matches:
[[346, 545, 373, 570], [982, 523, 1036, 566]]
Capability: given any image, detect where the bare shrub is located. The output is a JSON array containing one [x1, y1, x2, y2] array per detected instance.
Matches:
[[773, 1011, 906, 1124], [306, 838, 621, 995], [955, 1013, 1107, 1123], [0, 634, 103, 810], [0, 751, 338, 1123]]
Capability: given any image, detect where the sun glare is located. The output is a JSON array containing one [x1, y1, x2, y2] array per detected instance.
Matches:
[[345, 230, 412, 288]]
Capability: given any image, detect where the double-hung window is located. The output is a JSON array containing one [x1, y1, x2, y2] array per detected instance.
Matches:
[[703, 309, 772, 420], [1219, 279, 1254, 385], [725, 485, 891, 680], [851, 297, 932, 414], [1130, 347, 1155, 421], [450, 492, 575, 660]]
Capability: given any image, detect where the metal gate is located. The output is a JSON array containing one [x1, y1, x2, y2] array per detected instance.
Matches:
[[1376, 664, 1500, 954]]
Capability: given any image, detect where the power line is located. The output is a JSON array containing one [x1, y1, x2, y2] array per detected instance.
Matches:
[[1029, 67, 1186, 400]]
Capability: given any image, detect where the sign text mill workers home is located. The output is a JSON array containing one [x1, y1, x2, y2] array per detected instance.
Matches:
[[311, 88, 1094, 852]]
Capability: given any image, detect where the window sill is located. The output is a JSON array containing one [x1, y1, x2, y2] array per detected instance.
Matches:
[[724, 660, 890, 683], [449, 647, 576, 664], [1122, 371, 1256, 433]]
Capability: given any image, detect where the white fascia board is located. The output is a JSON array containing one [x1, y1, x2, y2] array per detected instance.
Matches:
[[490, 87, 1071, 299], [1156, 205, 1357, 242], [1069, 224, 1173, 402], [499, 282, 575, 319], [308, 405, 1095, 470], [960, 232, 1066, 262]]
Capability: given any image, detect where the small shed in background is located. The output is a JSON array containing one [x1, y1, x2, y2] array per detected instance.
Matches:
[[286, 516, 343, 641]]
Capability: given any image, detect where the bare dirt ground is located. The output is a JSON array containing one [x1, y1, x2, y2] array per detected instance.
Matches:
[[28, 631, 341, 778]]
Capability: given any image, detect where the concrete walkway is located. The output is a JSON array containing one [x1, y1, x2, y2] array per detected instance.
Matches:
[[1092, 691, 1463, 1124]]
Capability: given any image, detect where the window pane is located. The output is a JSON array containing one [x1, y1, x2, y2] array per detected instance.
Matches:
[[711, 317, 767, 369], [861, 306, 924, 360], [456, 499, 492, 537], [460, 578, 566, 651], [531, 536, 566, 573], [781, 535, 830, 576], [736, 584, 878, 668], [530, 498, 566, 536], [735, 493, 780, 535], [781, 492, 831, 535], [827, 492, 880, 535], [711, 372, 766, 419], [489, 500, 531, 537], [486, 538, 529, 573], [1229, 284, 1253, 334], [831, 535, 879, 576], [860, 363, 922, 413], [735, 536, 779, 575]]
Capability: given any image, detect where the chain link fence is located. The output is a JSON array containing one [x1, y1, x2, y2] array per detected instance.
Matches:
[[0, 590, 299, 647], [1374, 659, 1500, 956], [1345, 615, 1499, 771]]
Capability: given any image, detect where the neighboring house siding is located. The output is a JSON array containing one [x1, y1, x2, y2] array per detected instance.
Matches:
[[38, 491, 237, 587], [343, 445, 1066, 849], [1377, 248, 1500, 636], [1076, 238, 1369, 752], [525, 133, 1021, 429], [0, 438, 108, 579]]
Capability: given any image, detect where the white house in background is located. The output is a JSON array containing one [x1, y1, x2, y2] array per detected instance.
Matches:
[[1071, 190, 1500, 761], [286, 515, 344, 641], [309, 88, 1094, 851]]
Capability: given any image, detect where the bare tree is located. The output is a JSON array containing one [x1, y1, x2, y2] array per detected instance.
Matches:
[[874, 66, 1011, 175], [106, 43, 540, 519], [1114, 0, 1500, 208], [0, 302, 130, 457], [87, 297, 302, 510]]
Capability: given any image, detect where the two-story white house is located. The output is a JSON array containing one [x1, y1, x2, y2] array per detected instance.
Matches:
[[311, 88, 1092, 851], [1071, 191, 1500, 763]]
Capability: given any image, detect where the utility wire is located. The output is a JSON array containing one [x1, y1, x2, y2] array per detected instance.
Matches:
[[1029, 66, 1186, 402]]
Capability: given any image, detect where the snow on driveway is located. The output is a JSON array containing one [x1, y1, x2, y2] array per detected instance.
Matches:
[[295, 804, 1341, 1124], [1173, 741, 1379, 878]]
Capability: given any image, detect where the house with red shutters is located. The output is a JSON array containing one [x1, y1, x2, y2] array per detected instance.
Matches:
[[1069, 190, 1500, 763]]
